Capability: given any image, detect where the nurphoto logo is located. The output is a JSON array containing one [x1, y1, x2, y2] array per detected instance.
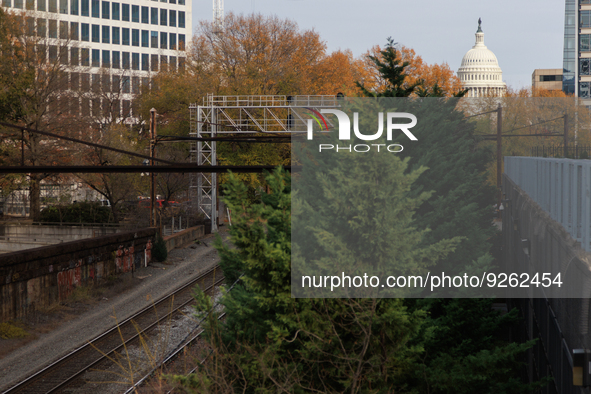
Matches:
[[306, 109, 418, 153]]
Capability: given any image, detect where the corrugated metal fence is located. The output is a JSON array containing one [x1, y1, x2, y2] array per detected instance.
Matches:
[[505, 157, 591, 252]]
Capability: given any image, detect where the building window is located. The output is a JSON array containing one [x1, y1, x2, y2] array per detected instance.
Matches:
[[91, 0, 99, 17], [169, 55, 176, 70], [122, 51, 130, 69], [13, 0, 22, 7], [92, 24, 99, 42], [70, 22, 79, 40], [81, 23, 89, 41], [92, 49, 100, 67], [132, 52, 139, 70], [122, 3, 129, 21], [160, 8, 167, 25], [580, 82, 590, 98], [49, 19, 57, 38], [122, 100, 130, 116], [150, 7, 157, 24], [132, 29, 139, 46], [102, 1, 109, 18], [151, 31, 157, 48], [102, 50, 110, 67], [102, 25, 109, 43], [112, 51, 120, 68], [160, 55, 167, 71], [169, 10, 176, 27], [25, 17, 35, 36], [132, 76, 139, 93], [581, 10, 591, 28], [122, 28, 130, 45], [37, 0, 46, 11], [71, 47, 79, 66], [178, 11, 185, 28], [179, 34, 185, 50], [539, 75, 563, 81], [59, 46, 67, 64], [59, 0, 67, 13], [178, 0, 184, 5], [160, 31, 167, 49], [112, 26, 119, 44], [26, 0, 33, 9], [101, 74, 109, 92], [581, 59, 591, 76], [142, 53, 149, 70], [71, 72, 79, 90], [70, 0, 78, 14], [169, 33, 176, 49], [58, 21, 67, 39], [141, 6, 148, 23], [141, 30, 149, 47], [151, 54, 158, 71], [37, 18, 47, 37], [48, 45, 58, 61], [581, 34, 591, 53], [48, 0, 56, 11], [169, 0, 175, 4], [179, 57, 185, 70], [112, 75, 120, 93], [112, 2, 119, 20], [81, 0, 88, 15], [122, 76, 130, 93], [132, 5, 139, 22], [81, 48, 90, 66]]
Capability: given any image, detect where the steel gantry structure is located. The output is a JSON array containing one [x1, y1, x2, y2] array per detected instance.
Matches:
[[189, 94, 340, 231]]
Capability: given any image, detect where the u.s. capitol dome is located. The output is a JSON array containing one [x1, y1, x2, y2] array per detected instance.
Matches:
[[457, 19, 506, 97]]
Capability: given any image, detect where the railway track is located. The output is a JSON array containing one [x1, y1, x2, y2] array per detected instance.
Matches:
[[3, 265, 224, 394], [127, 274, 242, 394]]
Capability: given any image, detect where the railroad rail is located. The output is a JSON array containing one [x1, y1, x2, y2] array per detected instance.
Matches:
[[3, 265, 223, 394]]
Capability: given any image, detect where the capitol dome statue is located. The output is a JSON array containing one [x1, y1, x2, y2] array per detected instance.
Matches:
[[457, 19, 506, 97]]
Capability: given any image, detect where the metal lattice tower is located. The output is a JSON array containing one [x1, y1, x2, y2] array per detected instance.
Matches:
[[213, 0, 224, 34], [189, 94, 340, 231]]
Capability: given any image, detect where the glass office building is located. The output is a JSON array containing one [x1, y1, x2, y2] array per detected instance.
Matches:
[[563, 0, 576, 95], [563, 0, 591, 99]]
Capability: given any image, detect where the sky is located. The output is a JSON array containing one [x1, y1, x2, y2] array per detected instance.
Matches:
[[191, 0, 566, 91]]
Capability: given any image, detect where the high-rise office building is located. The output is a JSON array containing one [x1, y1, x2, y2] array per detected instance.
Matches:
[[1, 0, 191, 121], [562, 0, 591, 101]]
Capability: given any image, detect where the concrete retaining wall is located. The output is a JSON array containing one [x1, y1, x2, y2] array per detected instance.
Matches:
[[163, 225, 205, 251], [0, 228, 156, 322], [0, 224, 121, 254]]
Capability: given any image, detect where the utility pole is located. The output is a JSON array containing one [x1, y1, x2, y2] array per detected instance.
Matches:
[[150, 108, 157, 229], [497, 104, 502, 217]]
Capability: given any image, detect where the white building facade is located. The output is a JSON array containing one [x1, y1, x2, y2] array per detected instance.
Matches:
[[1, 0, 191, 119], [457, 19, 506, 98]]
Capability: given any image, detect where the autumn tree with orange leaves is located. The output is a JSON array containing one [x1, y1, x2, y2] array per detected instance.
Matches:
[[357, 39, 465, 97]]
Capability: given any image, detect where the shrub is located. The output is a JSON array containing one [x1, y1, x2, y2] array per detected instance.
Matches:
[[153, 235, 168, 262], [39, 201, 113, 224], [0, 322, 29, 339]]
